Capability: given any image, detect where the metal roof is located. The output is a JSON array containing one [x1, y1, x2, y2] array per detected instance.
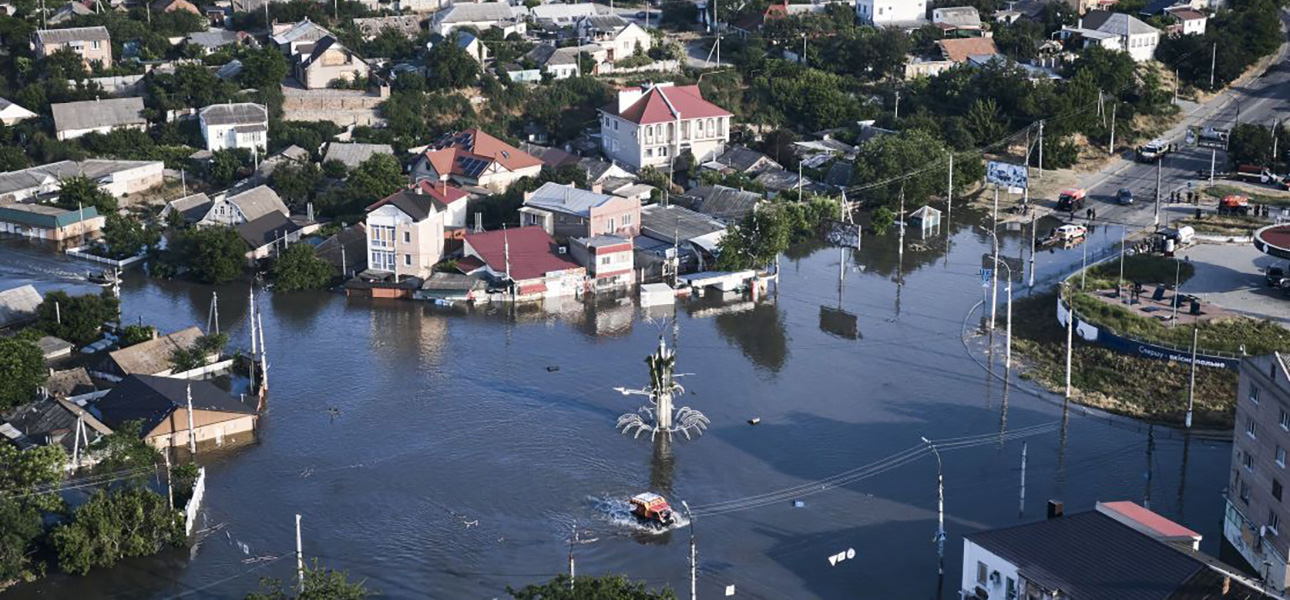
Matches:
[[0, 203, 99, 229], [0, 284, 41, 329], [200, 102, 267, 126], [236, 212, 301, 249], [225, 185, 287, 222], [681, 185, 761, 222], [34, 26, 110, 44], [105, 327, 204, 377], [639, 204, 725, 243], [435, 2, 521, 24], [524, 182, 618, 218], [92, 374, 256, 437], [51, 97, 145, 134], [324, 142, 394, 169]]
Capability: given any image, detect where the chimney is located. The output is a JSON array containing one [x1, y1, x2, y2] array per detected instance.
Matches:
[[617, 86, 646, 113], [1047, 500, 1064, 519]]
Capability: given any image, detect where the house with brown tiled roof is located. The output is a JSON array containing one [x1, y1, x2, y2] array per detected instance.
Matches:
[[409, 129, 542, 192], [935, 37, 1000, 63], [599, 82, 733, 171]]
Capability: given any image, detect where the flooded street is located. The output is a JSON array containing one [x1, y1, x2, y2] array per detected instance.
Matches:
[[0, 210, 1235, 599]]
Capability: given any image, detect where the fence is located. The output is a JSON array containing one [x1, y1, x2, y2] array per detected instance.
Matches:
[[598, 59, 682, 75], [183, 466, 206, 536], [65, 246, 145, 268]]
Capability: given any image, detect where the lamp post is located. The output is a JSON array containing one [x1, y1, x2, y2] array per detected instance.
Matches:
[[981, 226, 1014, 368], [921, 436, 945, 577], [682, 501, 696, 600]]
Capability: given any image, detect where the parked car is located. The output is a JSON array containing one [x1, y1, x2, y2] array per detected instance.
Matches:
[[1268, 265, 1287, 287], [1117, 188, 1134, 205]]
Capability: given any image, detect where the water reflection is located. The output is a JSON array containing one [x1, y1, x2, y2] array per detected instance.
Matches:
[[711, 303, 787, 373]]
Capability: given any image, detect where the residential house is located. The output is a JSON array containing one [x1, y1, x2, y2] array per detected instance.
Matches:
[[185, 29, 255, 54], [416, 272, 487, 303], [323, 142, 394, 170], [90, 374, 258, 450], [51, 96, 145, 141], [1165, 6, 1207, 36], [531, 2, 603, 26], [932, 6, 983, 35], [197, 185, 288, 227], [456, 32, 489, 65], [520, 181, 641, 239], [678, 185, 761, 223], [1061, 10, 1160, 62], [0, 203, 103, 241], [95, 326, 208, 381], [237, 212, 306, 261], [935, 37, 1001, 64], [525, 43, 605, 79], [294, 36, 369, 89], [431, 2, 526, 37], [461, 226, 585, 300], [1066, 0, 1104, 14], [703, 146, 781, 176], [1224, 353, 1290, 592], [995, 0, 1051, 24], [32, 26, 112, 67], [151, 0, 200, 14], [0, 159, 164, 202], [48, 1, 91, 25], [570, 235, 634, 291], [410, 129, 543, 192], [1, 373, 110, 454], [599, 83, 733, 171], [272, 19, 331, 55], [364, 182, 468, 280], [399, 0, 447, 13], [964, 501, 1262, 600], [578, 157, 636, 191], [352, 15, 423, 40], [160, 193, 213, 225], [199, 103, 268, 152], [315, 223, 367, 278], [36, 336, 74, 361], [521, 142, 581, 170], [855, 0, 927, 26], [578, 15, 653, 62], [0, 98, 36, 125], [0, 284, 41, 329], [635, 204, 725, 278]]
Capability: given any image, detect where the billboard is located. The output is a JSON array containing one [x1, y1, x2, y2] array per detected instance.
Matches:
[[822, 220, 861, 249], [986, 161, 1029, 189]]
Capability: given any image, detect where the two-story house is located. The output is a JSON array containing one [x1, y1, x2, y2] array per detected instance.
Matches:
[[32, 26, 112, 67], [570, 235, 634, 291], [519, 181, 641, 239], [199, 103, 268, 152], [197, 186, 289, 227], [460, 226, 584, 300], [363, 183, 467, 280], [1061, 10, 1160, 62], [431, 2, 526, 37], [409, 129, 542, 192], [577, 15, 653, 62], [855, 0, 926, 26], [294, 36, 369, 89], [1225, 353, 1290, 593], [599, 82, 733, 172], [271, 19, 331, 55]]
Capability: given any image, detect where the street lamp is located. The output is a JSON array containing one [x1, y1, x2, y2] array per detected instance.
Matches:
[[681, 501, 696, 600], [920, 436, 946, 577], [980, 226, 1014, 367]]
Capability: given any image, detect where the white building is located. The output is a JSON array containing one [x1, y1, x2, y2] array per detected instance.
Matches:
[[0, 160, 164, 203], [199, 103, 268, 152], [50, 97, 146, 141], [598, 83, 733, 172], [431, 2, 526, 37], [577, 15, 653, 62], [855, 0, 926, 26], [1062, 10, 1160, 62], [0, 98, 36, 125], [1166, 6, 1207, 36], [197, 186, 288, 228]]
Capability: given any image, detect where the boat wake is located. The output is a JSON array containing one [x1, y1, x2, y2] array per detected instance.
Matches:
[[587, 495, 688, 535]]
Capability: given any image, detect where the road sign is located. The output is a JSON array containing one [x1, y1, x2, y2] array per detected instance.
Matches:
[[987, 161, 1029, 189], [827, 548, 856, 566], [981, 268, 992, 287]]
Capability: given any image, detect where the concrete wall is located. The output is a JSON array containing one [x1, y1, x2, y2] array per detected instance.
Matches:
[[147, 409, 258, 450], [57, 122, 147, 142], [1226, 354, 1290, 591], [960, 540, 1022, 600], [281, 87, 385, 127], [37, 39, 112, 67]]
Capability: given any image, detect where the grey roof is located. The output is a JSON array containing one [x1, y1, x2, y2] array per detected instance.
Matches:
[[933, 6, 981, 28], [574, 234, 630, 248], [187, 29, 243, 49], [0, 284, 42, 328], [524, 182, 618, 218], [435, 2, 522, 24], [714, 146, 777, 174], [35, 26, 110, 45], [215, 59, 243, 80], [581, 14, 628, 32], [548, 44, 600, 66], [324, 142, 394, 169], [165, 193, 213, 223], [236, 211, 301, 249], [681, 185, 761, 222], [52, 97, 145, 133], [525, 43, 557, 65], [967, 511, 1255, 600], [49, 2, 93, 23], [353, 15, 423, 38], [226, 185, 287, 222], [420, 271, 484, 291], [105, 326, 203, 376], [272, 19, 331, 46], [754, 167, 807, 192], [44, 367, 95, 398], [315, 223, 367, 272], [1082, 10, 1159, 35], [200, 102, 267, 127], [2, 392, 108, 453], [823, 161, 852, 187], [530, 2, 602, 21], [639, 204, 725, 243], [576, 157, 623, 182], [36, 336, 74, 357], [297, 35, 364, 71], [92, 374, 255, 436]]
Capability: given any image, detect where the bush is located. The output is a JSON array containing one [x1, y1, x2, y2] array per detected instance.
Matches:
[[269, 244, 335, 291]]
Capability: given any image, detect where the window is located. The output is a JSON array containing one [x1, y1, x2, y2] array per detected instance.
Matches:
[[1252, 386, 1261, 404], [403, 231, 411, 244], [370, 225, 395, 249], [1270, 510, 1281, 535], [1276, 479, 1284, 501], [659, 146, 668, 157], [1245, 451, 1255, 471], [977, 561, 987, 585], [1242, 481, 1252, 503], [1248, 418, 1258, 439], [370, 250, 395, 272], [645, 149, 653, 158], [607, 218, 616, 231], [600, 256, 611, 265], [1279, 446, 1287, 468], [623, 214, 632, 226], [1281, 409, 1289, 430], [404, 254, 411, 267]]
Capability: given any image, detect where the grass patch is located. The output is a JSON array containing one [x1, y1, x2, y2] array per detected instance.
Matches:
[[1174, 214, 1265, 236], [1082, 253, 1194, 289], [1011, 290, 1238, 429], [1202, 184, 1290, 207], [1068, 291, 1290, 354]]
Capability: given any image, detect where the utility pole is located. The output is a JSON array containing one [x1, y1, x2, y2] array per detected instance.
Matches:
[[1186, 327, 1198, 429], [163, 450, 173, 510], [1155, 156, 1163, 227], [568, 521, 577, 590], [1274, 119, 1282, 167], [946, 152, 953, 236], [989, 189, 999, 331], [249, 284, 258, 393], [1019, 442, 1027, 516], [682, 501, 696, 600], [1037, 120, 1044, 177], [1081, 237, 1088, 290], [1006, 271, 1013, 371], [894, 90, 901, 120], [1173, 69, 1179, 104], [1065, 283, 1074, 400], [920, 437, 945, 577], [296, 514, 304, 592], [1210, 42, 1217, 90], [1172, 259, 1182, 326], [1118, 229, 1126, 299], [1028, 212, 1036, 288], [55, 300, 60, 325], [186, 383, 196, 454], [1109, 102, 1117, 155], [257, 312, 268, 393], [1209, 149, 1217, 184]]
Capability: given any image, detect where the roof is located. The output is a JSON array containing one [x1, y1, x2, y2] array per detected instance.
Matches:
[[236, 212, 301, 249], [421, 129, 542, 177], [1166, 7, 1205, 20], [1082, 10, 1159, 35], [1097, 501, 1201, 543], [0, 284, 41, 328], [605, 84, 732, 126], [0, 159, 158, 199], [186, 29, 244, 49], [166, 193, 212, 223], [367, 181, 466, 220], [51, 97, 146, 133], [531, 2, 601, 21], [44, 367, 94, 398], [92, 374, 256, 436], [315, 223, 366, 271], [936, 37, 1000, 63], [465, 226, 580, 281], [519, 142, 581, 169], [225, 185, 287, 222], [49, 2, 92, 22], [297, 35, 364, 71], [35, 26, 110, 44], [581, 14, 629, 32], [353, 15, 423, 38], [966, 510, 1248, 600], [199, 102, 267, 126], [682, 185, 761, 222], [0, 203, 100, 229], [435, 2, 521, 24], [574, 234, 630, 249], [420, 272, 484, 291], [0, 97, 36, 120], [933, 6, 982, 28], [524, 182, 620, 218], [2, 393, 108, 452], [106, 326, 204, 376], [639, 204, 725, 242], [324, 142, 394, 169], [36, 336, 74, 357], [272, 19, 331, 46], [714, 146, 777, 173]]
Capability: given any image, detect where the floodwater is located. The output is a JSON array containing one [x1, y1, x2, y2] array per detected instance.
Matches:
[[0, 210, 1236, 599]]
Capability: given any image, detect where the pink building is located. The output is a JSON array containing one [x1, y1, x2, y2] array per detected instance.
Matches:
[[519, 181, 641, 240]]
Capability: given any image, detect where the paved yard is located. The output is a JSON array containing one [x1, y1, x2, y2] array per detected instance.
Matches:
[[1177, 243, 1290, 324]]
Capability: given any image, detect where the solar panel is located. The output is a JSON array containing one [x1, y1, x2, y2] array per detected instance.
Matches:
[[457, 157, 488, 177]]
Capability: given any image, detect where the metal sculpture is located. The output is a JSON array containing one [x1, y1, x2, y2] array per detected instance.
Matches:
[[616, 336, 709, 441]]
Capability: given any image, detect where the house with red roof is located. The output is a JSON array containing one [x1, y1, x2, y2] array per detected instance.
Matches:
[[410, 129, 543, 192], [461, 226, 586, 301], [364, 182, 470, 280], [599, 82, 733, 171]]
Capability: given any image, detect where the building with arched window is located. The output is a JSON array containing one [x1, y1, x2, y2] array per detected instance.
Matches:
[[598, 83, 732, 171]]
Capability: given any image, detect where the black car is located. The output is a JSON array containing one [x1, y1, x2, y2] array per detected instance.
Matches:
[[1268, 265, 1287, 287]]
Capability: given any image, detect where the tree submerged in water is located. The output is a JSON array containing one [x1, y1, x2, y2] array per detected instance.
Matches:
[[616, 336, 709, 441]]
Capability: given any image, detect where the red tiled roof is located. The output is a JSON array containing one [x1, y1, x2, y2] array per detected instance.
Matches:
[[465, 226, 580, 281], [936, 37, 999, 63], [609, 85, 733, 126], [1098, 501, 1200, 540], [455, 255, 485, 274], [413, 179, 469, 205], [1166, 7, 1204, 20], [422, 129, 542, 177]]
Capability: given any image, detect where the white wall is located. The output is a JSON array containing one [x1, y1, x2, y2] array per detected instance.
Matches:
[[960, 540, 1022, 600], [856, 0, 925, 24], [1126, 32, 1158, 62], [601, 113, 730, 171], [202, 121, 267, 152]]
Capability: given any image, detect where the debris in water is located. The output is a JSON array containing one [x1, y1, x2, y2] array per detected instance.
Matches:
[[793, 500, 805, 508], [546, 365, 560, 372], [748, 417, 761, 425]]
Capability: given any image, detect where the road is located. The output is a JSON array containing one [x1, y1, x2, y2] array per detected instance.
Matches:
[[1073, 13, 1290, 231]]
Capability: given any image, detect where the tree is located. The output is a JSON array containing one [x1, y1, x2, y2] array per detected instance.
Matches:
[[270, 244, 335, 291], [170, 333, 228, 372], [117, 324, 156, 347], [272, 162, 323, 208], [715, 198, 839, 271], [34, 291, 120, 346], [0, 444, 66, 581], [51, 487, 184, 576], [207, 148, 250, 187], [93, 420, 160, 473], [426, 33, 481, 90], [246, 559, 376, 599], [100, 214, 159, 259], [964, 99, 1005, 147], [1227, 123, 1275, 168], [0, 337, 47, 410], [238, 46, 289, 90], [55, 175, 117, 214], [345, 154, 405, 206], [179, 226, 247, 284], [508, 574, 675, 599]]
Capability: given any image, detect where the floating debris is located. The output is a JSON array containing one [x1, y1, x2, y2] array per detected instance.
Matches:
[[546, 365, 560, 372], [793, 500, 805, 508], [748, 417, 761, 425]]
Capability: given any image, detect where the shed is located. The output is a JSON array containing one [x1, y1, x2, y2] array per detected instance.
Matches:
[[908, 205, 942, 236], [36, 336, 74, 361]]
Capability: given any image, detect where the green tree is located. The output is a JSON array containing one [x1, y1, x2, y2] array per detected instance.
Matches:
[[964, 99, 1005, 147], [426, 33, 481, 90], [246, 559, 377, 599], [34, 291, 120, 346], [51, 487, 184, 576], [346, 154, 405, 206], [272, 162, 323, 208], [100, 214, 159, 259], [0, 499, 43, 583], [270, 244, 335, 291], [117, 324, 156, 347], [170, 333, 227, 372], [207, 148, 251, 187], [0, 337, 46, 410], [238, 46, 289, 90], [180, 226, 247, 284], [0, 444, 66, 581], [55, 175, 117, 214], [1227, 123, 1275, 168], [93, 420, 161, 473], [508, 574, 675, 600]]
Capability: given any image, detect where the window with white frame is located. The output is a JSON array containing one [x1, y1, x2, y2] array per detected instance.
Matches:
[[1278, 446, 1287, 468], [1248, 418, 1258, 439], [404, 254, 411, 266], [1270, 510, 1281, 535], [370, 225, 395, 249], [1252, 386, 1260, 404], [976, 561, 987, 584], [1281, 408, 1289, 430]]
